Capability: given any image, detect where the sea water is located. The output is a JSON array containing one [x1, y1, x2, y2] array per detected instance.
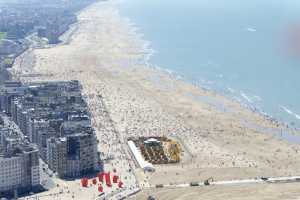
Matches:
[[118, 0, 300, 127]]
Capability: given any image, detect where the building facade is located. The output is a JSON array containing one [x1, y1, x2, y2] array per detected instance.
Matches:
[[0, 114, 40, 197], [1, 81, 100, 179]]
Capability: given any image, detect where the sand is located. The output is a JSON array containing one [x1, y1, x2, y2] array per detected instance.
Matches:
[[130, 183, 300, 200], [11, 0, 300, 199]]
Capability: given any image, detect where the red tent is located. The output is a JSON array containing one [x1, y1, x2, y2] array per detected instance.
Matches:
[[98, 185, 103, 193], [105, 172, 112, 187], [112, 175, 119, 183], [118, 181, 123, 188], [81, 178, 88, 187], [97, 172, 104, 182]]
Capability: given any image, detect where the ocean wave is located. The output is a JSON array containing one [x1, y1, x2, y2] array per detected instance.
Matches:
[[253, 95, 262, 101], [246, 27, 257, 32], [216, 74, 223, 78], [240, 91, 253, 103], [227, 87, 235, 93], [280, 105, 300, 120]]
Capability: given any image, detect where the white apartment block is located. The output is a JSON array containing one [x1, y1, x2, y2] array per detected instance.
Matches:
[[0, 156, 22, 192]]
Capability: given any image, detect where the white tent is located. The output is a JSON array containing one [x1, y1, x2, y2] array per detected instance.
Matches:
[[128, 140, 155, 172], [144, 138, 160, 144]]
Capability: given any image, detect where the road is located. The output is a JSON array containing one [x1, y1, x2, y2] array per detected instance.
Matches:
[[148, 176, 300, 188]]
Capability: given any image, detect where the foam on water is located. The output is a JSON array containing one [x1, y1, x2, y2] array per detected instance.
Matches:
[[280, 105, 300, 120], [246, 27, 257, 32], [240, 91, 253, 104]]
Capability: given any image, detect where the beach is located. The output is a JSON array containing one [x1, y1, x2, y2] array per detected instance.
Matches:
[[11, 0, 300, 199]]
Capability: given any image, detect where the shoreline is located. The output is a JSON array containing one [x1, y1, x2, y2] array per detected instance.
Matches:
[[3, 1, 96, 84], [121, 22, 300, 142], [116, 2, 300, 133], [12, 0, 300, 171], [10, 0, 300, 199], [113, 4, 300, 134]]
